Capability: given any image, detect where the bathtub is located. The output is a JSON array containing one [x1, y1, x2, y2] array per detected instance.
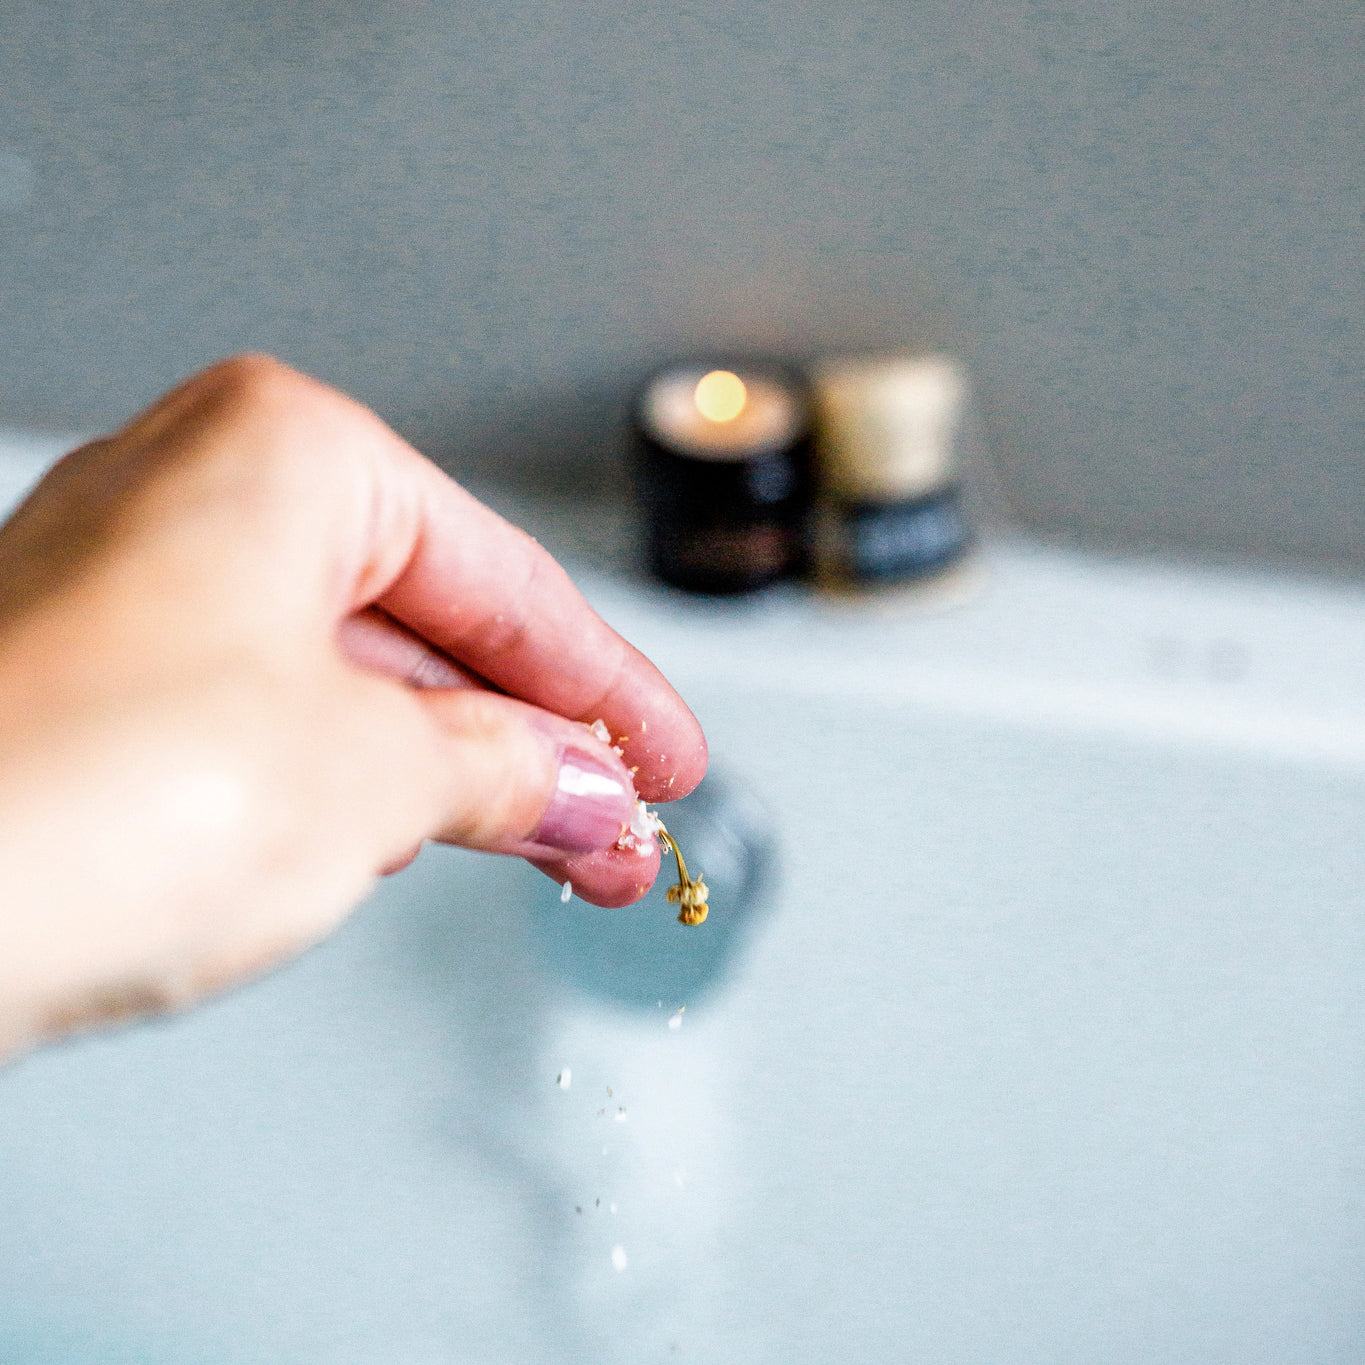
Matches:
[[2, 442, 1364, 1362]]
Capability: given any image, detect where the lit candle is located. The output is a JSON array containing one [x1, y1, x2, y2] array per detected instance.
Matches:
[[634, 366, 811, 594]]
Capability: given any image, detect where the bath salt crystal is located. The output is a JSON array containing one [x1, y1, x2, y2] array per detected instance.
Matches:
[[614, 1107, 628, 1123], [616, 800, 663, 855], [632, 802, 662, 842], [668, 1008, 684, 1031], [611, 1245, 628, 1272], [560, 880, 573, 903], [589, 718, 612, 744], [557, 1069, 572, 1090]]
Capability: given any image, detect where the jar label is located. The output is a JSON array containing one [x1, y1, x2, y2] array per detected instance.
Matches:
[[836, 490, 968, 581]]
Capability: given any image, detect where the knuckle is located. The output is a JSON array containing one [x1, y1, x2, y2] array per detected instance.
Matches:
[[202, 352, 299, 403]]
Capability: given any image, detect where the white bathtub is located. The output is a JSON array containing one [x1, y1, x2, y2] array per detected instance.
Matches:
[[3, 442, 1365, 1362]]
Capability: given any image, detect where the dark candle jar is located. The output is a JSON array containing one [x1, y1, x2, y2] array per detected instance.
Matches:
[[633, 365, 812, 595]]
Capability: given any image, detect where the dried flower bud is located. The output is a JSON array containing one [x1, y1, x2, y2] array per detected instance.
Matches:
[[658, 823, 709, 926]]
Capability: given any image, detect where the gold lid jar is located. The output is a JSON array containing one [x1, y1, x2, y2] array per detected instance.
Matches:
[[809, 355, 971, 585]]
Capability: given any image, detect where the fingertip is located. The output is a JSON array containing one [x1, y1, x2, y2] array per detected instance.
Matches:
[[600, 689, 708, 806], [529, 841, 663, 908], [630, 728, 709, 805]]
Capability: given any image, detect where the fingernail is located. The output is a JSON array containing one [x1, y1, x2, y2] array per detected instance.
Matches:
[[534, 746, 633, 853]]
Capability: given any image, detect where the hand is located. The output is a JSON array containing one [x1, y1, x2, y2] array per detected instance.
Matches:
[[0, 356, 706, 1055]]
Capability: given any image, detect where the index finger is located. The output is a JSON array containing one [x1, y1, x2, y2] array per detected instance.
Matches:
[[372, 446, 707, 804], [138, 355, 707, 804]]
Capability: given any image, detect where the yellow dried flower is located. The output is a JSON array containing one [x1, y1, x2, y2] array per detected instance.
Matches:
[[657, 823, 709, 926]]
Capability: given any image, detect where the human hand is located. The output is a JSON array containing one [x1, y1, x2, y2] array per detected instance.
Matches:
[[0, 356, 706, 1055]]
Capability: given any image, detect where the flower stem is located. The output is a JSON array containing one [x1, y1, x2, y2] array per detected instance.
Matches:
[[658, 824, 689, 884]]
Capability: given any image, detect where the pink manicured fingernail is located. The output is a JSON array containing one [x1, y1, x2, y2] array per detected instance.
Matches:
[[534, 746, 633, 852]]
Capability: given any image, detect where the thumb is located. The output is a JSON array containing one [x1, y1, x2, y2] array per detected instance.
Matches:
[[417, 688, 640, 860]]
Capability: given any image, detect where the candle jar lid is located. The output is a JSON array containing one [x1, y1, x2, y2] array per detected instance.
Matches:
[[811, 355, 966, 502]]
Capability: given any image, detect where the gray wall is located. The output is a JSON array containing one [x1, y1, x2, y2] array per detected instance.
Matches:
[[1, 0, 1361, 568]]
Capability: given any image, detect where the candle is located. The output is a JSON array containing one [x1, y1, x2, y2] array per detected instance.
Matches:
[[634, 366, 811, 594], [809, 355, 971, 586]]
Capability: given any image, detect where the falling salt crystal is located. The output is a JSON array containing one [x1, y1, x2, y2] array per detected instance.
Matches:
[[557, 1069, 572, 1090], [589, 719, 612, 744], [611, 1245, 628, 1272], [610, 1202, 618, 1215], [668, 1009, 684, 1031], [561, 881, 573, 903], [614, 1107, 628, 1123]]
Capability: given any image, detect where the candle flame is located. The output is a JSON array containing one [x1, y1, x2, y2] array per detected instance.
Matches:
[[694, 370, 747, 423]]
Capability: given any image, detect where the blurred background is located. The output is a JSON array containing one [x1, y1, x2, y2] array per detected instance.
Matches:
[[5, 7, 1365, 1363], [1, 0, 1361, 568]]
